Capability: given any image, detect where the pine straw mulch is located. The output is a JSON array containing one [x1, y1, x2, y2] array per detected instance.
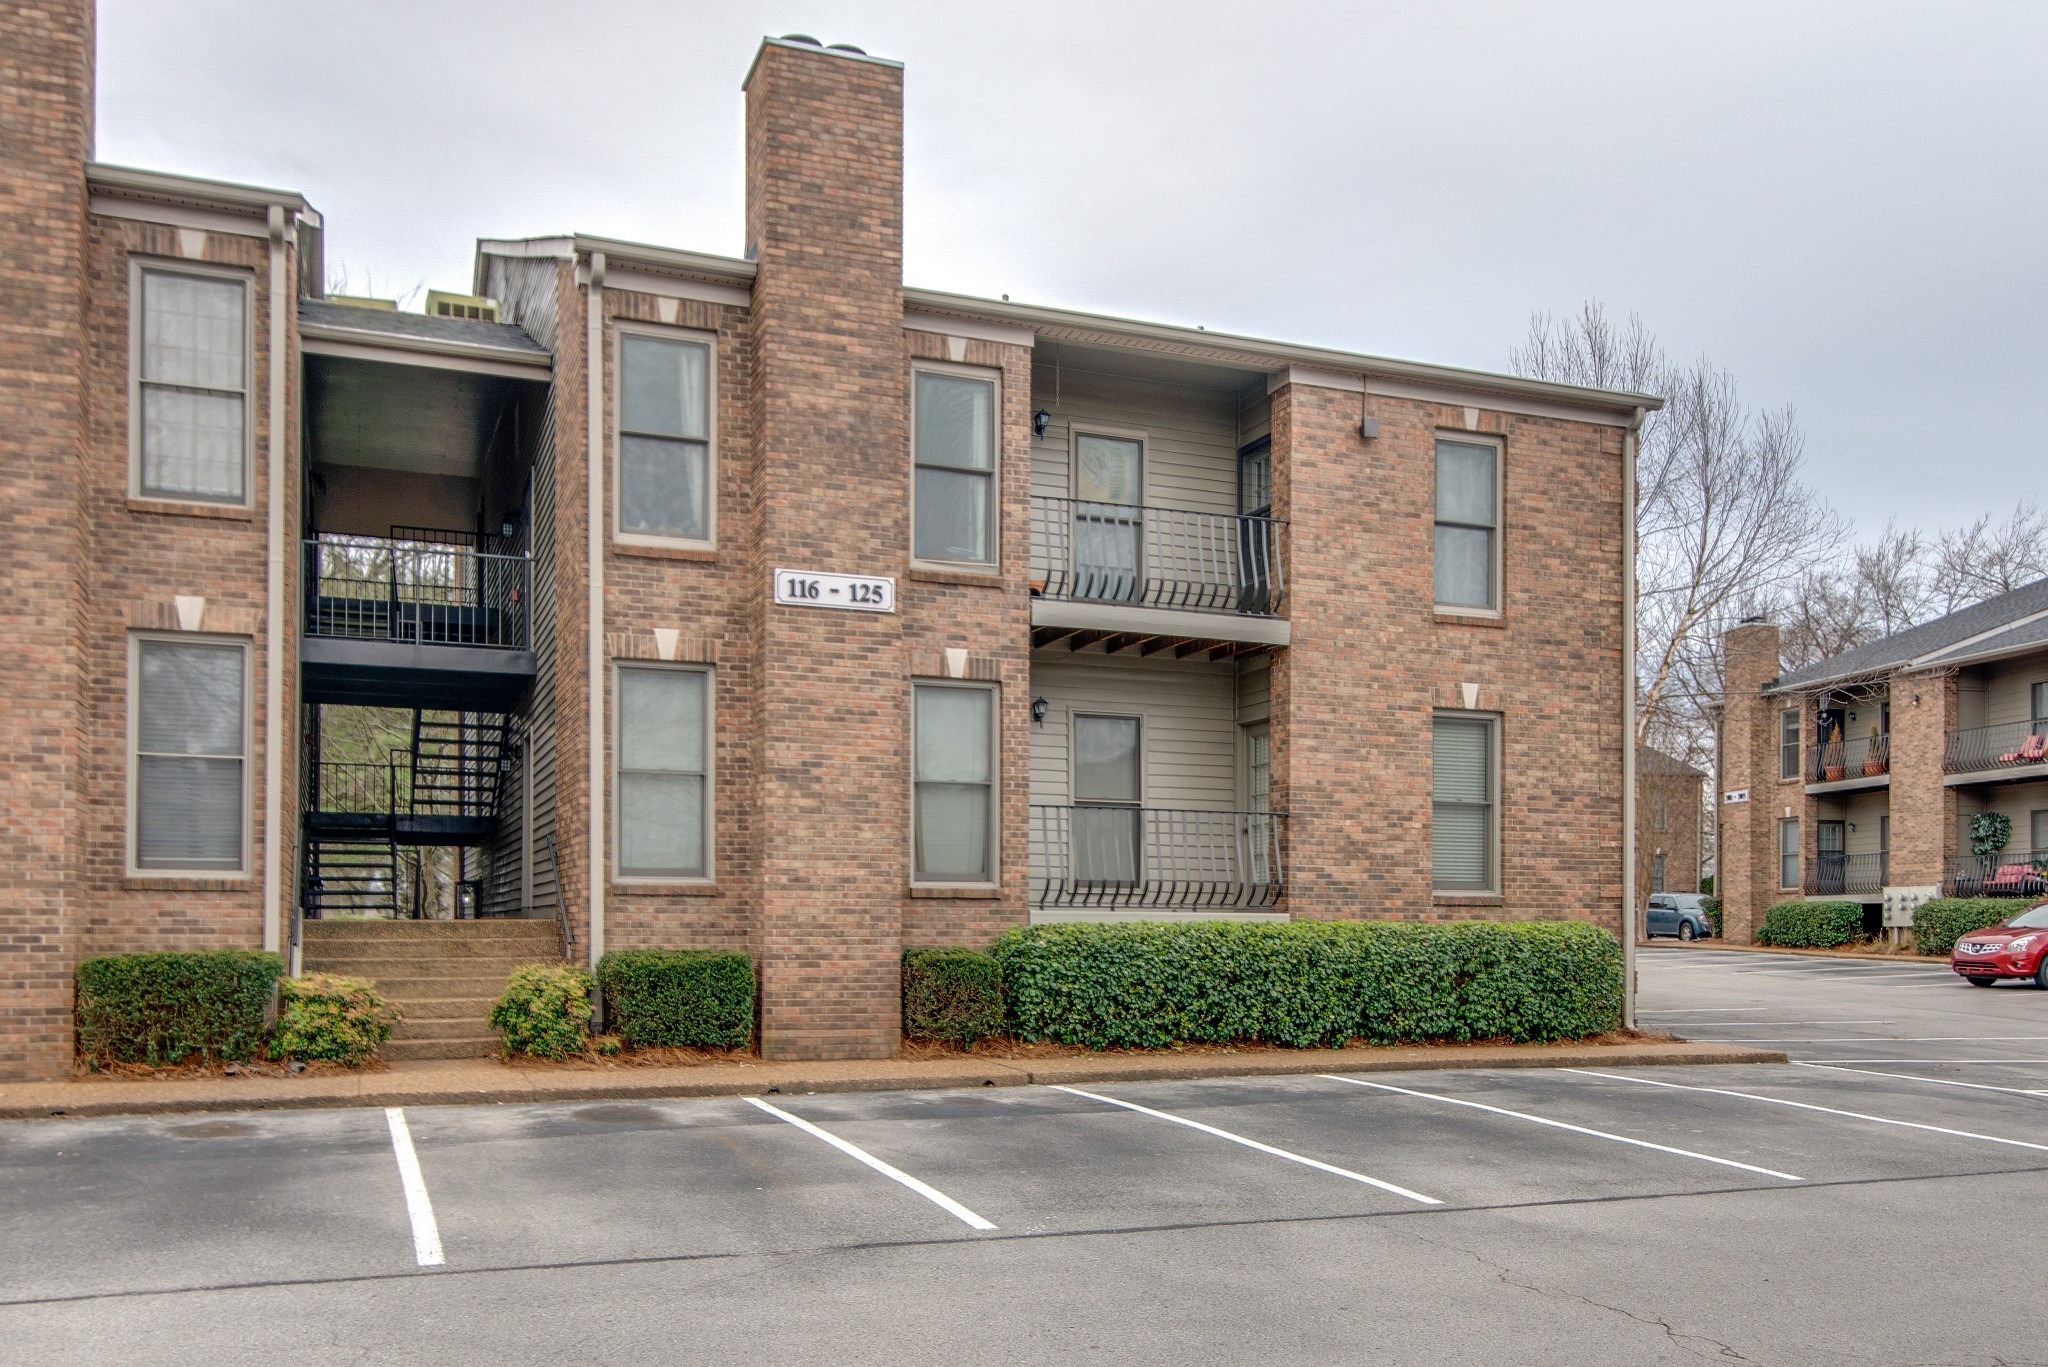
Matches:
[[899, 1026, 1679, 1060], [73, 1056, 392, 1081]]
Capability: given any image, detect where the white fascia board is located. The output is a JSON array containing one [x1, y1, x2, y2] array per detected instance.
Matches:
[[1268, 365, 1365, 394], [603, 266, 751, 309], [904, 311, 1035, 349], [299, 326, 552, 377], [88, 163, 308, 216]]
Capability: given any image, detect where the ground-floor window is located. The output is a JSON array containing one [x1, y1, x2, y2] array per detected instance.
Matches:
[[615, 664, 711, 879], [1432, 712, 1498, 892], [1779, 818, 1800, 889], [1652, 853, 1667, 893], [132, 635, 249, 872], [913, 682, 996, 884]]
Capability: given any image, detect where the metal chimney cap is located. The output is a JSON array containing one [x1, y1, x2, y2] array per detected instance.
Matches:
[[827, 43, 869, 54], [779, 33, 823, 45]]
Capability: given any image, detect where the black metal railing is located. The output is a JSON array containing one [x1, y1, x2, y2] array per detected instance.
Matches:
[[304, 533, 531, 649], [1943, 849, 2048, 899], [1808, 734, 1889, 783], [1803, 850, 1888, 897], [1030, 805, 1286, 908], [1029, 497, 1285, 616], [1944, 719, 2048, 775], [313, 758, 400, 815]]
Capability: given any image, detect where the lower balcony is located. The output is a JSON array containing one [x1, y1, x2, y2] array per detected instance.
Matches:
[[1803, 851, 1888, 899], [1943, 850, 2048, 899], [1029, 805, 1285, 911]]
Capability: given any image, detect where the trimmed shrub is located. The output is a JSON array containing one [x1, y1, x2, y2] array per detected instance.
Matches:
[[490, 962, 594, 1058], [597, 949, 754, 1051], [270, 974, 400, 1066], [75, 950, 285, 1066], [1703, 897, 1724, 939], [903, 946, 1005, 1045], [988, 919, 1621, 1050], [1914, 898, 2036, 957], [1756, 901, 1862, 948]]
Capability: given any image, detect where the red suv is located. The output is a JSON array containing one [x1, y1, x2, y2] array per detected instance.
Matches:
[[1950, 901, 2048, 988]]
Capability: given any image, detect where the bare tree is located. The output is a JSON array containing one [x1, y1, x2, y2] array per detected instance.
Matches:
[[1932, 505, 2048, 611], [1512, 304, 1841, 749]]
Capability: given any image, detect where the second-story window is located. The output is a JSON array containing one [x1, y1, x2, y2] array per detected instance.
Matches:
[[618, 332, 712, 544], [1780, 708, 1800, 780], [135, 265, 250, 504], [1434, 436, 1500, 611], [913, 368, 997, 565]]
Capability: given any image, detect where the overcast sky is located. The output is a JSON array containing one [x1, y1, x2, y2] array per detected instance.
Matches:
[[98, 1, 2047, 533]]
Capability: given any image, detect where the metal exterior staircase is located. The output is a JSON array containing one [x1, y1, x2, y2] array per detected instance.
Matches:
[[407, 712, 510, 820], [305, 840, 399, 918]]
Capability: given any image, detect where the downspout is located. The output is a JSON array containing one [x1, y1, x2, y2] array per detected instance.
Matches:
[[264, 204, 288, 962], [1621, 405, 1645, 1030], [584, 251, 607, 987]]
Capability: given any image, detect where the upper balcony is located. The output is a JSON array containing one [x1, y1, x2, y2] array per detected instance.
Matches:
[[1806, 732, 1889, 792], [1944, 719, 2048, 785], [1030, 495, 1285, 623]]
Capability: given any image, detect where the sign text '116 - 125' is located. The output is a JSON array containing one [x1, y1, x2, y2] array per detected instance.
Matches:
[[771, 569, 896, 613]]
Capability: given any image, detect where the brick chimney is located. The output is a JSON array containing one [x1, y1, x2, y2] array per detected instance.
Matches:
[[743, 37, 910, 1060], [0, 0, 94, 1077], [1718, 621, 1783, 943]]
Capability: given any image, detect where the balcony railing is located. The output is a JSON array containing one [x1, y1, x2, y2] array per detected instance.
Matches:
[[1944, 719, 2048, 775], [1030, 497, 1285, 616], [1808, 734, 1889, 783], [1943, 850, 2048, 899], [1030, 804, 1285, 909], [304, 534, 531, 650], [1803, 851, 1888, 897]]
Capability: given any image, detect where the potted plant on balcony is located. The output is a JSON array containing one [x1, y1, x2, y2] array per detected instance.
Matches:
[[1862, 722, 1886, 777], [1822, 719, 1846, 782]]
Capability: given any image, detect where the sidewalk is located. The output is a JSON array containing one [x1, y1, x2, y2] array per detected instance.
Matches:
[[1, 1038, 1784, 1120], [1639, 940, 1943, 966]]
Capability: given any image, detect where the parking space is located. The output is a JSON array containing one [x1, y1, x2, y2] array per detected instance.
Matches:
[[5, 947, 2047, 1362]]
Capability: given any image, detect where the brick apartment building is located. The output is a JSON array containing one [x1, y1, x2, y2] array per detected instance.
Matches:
[[1637, 746, 1706, 898], [1, 4, 1661, 1079], [1717, 581, 2048, 942]]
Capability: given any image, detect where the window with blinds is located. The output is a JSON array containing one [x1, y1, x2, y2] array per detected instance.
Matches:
[[133, 637, 247, 871], [618, 332, 713, 543], [913, 369, 997, 566], [136, 267, 249, 503], [913, 684, 996, 883], [1432, 714, 1496, 891], [616, 666, 711, 878], [1434, 437, 1499, 610], [1779, 709, 1800, 780], [1779, 818, 1800, 889]]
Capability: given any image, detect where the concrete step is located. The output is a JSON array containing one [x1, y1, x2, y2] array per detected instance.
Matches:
[[300, 953, 551, 978], [330, 973, 527, 998], [382, 1036, 500, 1061], [302, 920, 557, 945], [391, 995, 499, 1022], [391, 1016, 495, 1042]]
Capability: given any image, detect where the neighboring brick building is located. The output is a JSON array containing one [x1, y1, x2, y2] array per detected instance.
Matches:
[[1717, 583, 2048, 943], [1638, 746, 1706, 898], [0, 7, 1660, 1078]]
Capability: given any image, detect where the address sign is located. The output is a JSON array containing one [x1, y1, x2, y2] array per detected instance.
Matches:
[[772, 568, 896, 614]]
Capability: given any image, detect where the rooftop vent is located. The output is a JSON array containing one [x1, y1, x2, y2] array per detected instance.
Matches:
[[425, 290, 499, 322]]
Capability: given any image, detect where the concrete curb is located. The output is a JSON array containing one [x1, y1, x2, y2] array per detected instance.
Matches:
[[0, 1042, 1786, 1120], [1641, 941, 1946, 966]]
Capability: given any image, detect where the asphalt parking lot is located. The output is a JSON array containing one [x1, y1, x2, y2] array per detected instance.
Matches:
[[2, 946, 2043, 1366]]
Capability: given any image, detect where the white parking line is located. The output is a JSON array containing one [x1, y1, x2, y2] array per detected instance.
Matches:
[[1664, 1020, 1896, 1027], [1806, 1058, 2048, 1064], [743, 1096, 996, 1231], [1790, 1061, 2048, 1099], [384, 1107, 444, 1267], [1051, 1085, 1442, 1206], [1318, 1076, 1802, 1181], [1562, 1070, 2048, 1156], [1711, 1035, 2048, 1043]]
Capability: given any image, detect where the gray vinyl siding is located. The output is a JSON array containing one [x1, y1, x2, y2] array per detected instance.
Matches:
[[525, 386, 561, 918], [1985, 659, 2048, 727], [1236, 657, 1270, 725], [1029, 368, 1239, 516], [1959, 780, 2048, 854], [482, 253, 561, 352], [1816, 790, 1890, 858], [1028, 655, 1240, 810], [1237, 390, 1272, 448]]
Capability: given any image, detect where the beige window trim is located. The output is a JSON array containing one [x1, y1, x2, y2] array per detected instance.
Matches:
[[611, 661, 716, 884], [126, 631, 253, 879], [909, 359, 1002, 572], [910, 679, 1001, 890], [1432, 431, 1505, 617], [611, 320, 718, 552], [128, 257, 256, 509], [1431, 709, 1501, 896]]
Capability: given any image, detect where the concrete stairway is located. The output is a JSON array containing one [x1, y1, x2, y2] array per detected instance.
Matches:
[[299, 919, 561, 1060]]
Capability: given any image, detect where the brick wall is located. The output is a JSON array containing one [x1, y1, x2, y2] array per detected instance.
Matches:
[[0, 0, 93, 1079], [1718, 622, 1787, 942], [1638, 764, 1704, 896], [1887, 668, 1954, 888], [1272, 381, 1627, 932]]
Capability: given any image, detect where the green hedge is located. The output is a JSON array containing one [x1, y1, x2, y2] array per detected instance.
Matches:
[[1914, 899, 2034, 957], [75, 950, 285, 1066], [271, 974, 400, 1066], [1702, 897, 1724, 939], [1756, 901, 1862, 948], [597, 949, 754, 1050], [903, 946, 1005, 1045], [490, 963, 594, 1058], [988, 920, 1621, 1050]]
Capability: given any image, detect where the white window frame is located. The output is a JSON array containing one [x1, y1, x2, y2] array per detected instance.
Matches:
[[612, 321, 717, 551], [1779, 817, 1800, 890], [126, 631, 252, 877], [1779, 707, 1801, 781], [909, 360, 1002, 571], [1431, 710, 1501, 894], [611, 662, 715, 883], [1432, 432, 1504, 616], [910, 679, 1001, 889], [128, 258, 255, 508]]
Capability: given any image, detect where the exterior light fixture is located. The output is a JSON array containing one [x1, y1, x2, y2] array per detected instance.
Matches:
[[1030, 696, 1049, 726], [1033, 409, 1051, 439]]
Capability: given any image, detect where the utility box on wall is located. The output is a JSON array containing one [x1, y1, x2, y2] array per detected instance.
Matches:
[[1883, 884, 1938, 929]]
